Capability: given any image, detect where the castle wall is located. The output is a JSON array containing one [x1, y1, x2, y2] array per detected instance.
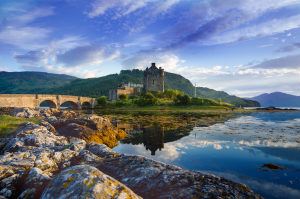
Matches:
[[109, 87, 136, 101]]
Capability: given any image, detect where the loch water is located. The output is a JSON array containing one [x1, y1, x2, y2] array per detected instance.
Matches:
[[88, 110, 300, 199]]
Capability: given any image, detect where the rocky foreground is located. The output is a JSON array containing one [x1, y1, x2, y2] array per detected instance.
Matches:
[[0, 108, 263, 198]]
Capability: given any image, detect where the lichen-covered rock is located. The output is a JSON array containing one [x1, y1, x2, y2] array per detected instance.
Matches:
[[88, 142, 120, 159], [42, 116, 58, 124], [39, 122, 57, 135], [9, 108, 39, 118], [0, 152, 35, 172], [0, 174, 19, 199], [34, 152, 57, 172], [69, 139, 86, 151], [75, 150, 103, 165], [0, 166, 14, 181], [40, 165, 142, 199], [1, 123, 68, 153], [17, 168, 51, 199]]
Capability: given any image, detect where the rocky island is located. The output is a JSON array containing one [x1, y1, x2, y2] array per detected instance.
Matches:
[[0, 108, 263, 198]]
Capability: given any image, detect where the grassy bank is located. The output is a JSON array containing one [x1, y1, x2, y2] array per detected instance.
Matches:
[[96, 99, 257, 112], [0, 115, 41, 137]]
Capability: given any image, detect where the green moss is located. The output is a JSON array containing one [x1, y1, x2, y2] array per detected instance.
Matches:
[[0, 115, 41, 137]]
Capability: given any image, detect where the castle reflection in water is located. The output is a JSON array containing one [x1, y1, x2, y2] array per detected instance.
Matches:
[[115, 123, 164, 155]]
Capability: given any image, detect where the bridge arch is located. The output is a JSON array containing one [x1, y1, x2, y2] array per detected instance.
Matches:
[[60, 100, 80, 110], [40, 100, 57, 109], [81, 101, 92, 109]]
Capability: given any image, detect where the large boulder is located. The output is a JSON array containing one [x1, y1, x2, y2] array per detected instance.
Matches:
[[40, 165, 142, 199], [1, 123, 68, 153], [57, 122, 127, 148], [17, 168, 52, 199], [9, 108, 39, 118]]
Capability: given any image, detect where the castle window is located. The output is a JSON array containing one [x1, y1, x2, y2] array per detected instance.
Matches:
[[153, 80, 154, 85]]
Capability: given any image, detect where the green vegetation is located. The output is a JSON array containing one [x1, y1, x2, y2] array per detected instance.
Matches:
[[98, 96, 108, 106], [135, 92, 158, 106], [0, 71, 77, 94], [0, 115, 41, 137], [119, 94, 128, 100]]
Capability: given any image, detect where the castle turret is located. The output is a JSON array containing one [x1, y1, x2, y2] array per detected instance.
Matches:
[[143, 63, 164, 92]]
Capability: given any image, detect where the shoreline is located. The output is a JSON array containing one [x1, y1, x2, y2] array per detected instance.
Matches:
[[0, 108, 264, 198]]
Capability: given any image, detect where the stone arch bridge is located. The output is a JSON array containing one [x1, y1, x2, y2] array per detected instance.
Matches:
[[0, 94, 98, 110]]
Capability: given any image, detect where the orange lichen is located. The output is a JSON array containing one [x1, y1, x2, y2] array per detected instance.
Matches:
[[62, 177, 75, 188]]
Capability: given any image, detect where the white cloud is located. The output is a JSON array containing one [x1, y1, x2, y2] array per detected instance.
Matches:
[[287, 33, 291, 36], [225, 66, 229, 69], [213, 66, 222, 70], [282, 39, 286, 42], [56, 42, 120, 67], [14, 41, 120, 78], [0, 26, 51, 49], [234, 64, 243, 68], [0, 7, 54, 49]]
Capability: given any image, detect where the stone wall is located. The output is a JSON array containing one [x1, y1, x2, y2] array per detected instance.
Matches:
[[0, 94, 97, 110], [109, 87, 141, 101]]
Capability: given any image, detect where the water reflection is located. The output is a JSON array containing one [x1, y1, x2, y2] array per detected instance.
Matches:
[[112, 111, 300, 199], [142, 127, 164, 155]]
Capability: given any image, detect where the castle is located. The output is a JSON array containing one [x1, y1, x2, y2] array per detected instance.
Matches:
[[109, 63, 164, 101]]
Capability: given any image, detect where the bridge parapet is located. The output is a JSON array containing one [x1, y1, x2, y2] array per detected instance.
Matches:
[[0, 94, 97, 110]]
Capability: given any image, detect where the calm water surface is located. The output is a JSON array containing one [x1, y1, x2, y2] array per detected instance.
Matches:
[[108, 111, 300, 199]]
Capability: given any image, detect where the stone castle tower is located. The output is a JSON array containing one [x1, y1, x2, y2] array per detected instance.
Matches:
[[143, 63, 164, 92]]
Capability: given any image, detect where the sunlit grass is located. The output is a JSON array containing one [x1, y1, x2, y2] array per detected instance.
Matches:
[[0, 115, 41, 137]]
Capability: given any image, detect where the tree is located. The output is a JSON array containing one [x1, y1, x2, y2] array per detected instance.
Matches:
[[98, 96, 107, 106], [177, 93, 183, 100], [218, 98, 222, 106], [119, 94, 128, 100], [135, 92, 158, 106], [128, 95, 137, 101], [180, 94, 191, 105]]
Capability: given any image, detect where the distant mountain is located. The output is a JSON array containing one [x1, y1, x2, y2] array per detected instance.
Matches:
[[196, 87, 261, 107], [246, 92, 300, 107], [0, 71, 77, 94]]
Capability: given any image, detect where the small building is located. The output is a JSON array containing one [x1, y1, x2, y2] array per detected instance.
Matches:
[[109, 63, 164, 101]]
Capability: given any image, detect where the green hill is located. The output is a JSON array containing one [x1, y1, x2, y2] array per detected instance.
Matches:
[[0, 70, 260, 107], [31, 69, 201, 98], [196, 87, 261, 107], [0, 71, 77, 94]]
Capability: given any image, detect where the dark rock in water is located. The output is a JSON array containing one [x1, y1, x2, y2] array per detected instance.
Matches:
[[56, 123, 97, 143], [40, 165, 141, 199]]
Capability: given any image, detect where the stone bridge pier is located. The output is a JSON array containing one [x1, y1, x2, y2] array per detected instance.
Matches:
[[0, 94, 98, 110]]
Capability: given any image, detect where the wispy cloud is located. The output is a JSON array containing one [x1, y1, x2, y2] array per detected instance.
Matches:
[[275, 42, 300, 53], [259, 44, 273, 48], [0, 7, 54, 49]]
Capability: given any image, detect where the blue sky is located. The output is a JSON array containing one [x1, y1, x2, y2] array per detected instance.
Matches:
[[1, 0, 300, 97]]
